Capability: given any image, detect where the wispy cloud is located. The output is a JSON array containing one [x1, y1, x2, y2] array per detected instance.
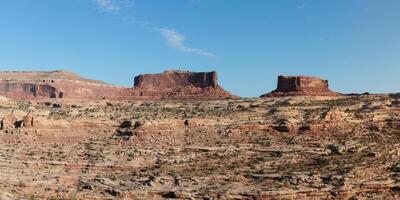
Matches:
[[121, 16, 150, 26], [297, 4, 306, 10], [93, 1, 215, 58], [155, 28, 216, 58], [94, 0, 133, 12], [297, 1, 307, 10]]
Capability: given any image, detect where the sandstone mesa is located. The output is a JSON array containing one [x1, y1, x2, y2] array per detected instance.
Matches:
[[261, 75, 341, 97], [0, 70, 237, 100]]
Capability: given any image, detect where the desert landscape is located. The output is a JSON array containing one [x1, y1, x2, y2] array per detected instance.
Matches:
[[0, 71, 399, 199], [2, 1, 399, 199]]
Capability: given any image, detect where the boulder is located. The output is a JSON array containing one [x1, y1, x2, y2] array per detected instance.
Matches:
[[119, 120, 133, 128], [115, 120, 143, 140], [261, 75, 341, 97], [1, 113, 17, 129], [184, 119, 196, 127], [133, 121, 143, 129], [23, 113, 34, 128], [184, 120, 190, 127], [113, 129, 134, 140], [321, 107, 346, 123], [273, 119, 297, 133], [119, 120, 143, 129]]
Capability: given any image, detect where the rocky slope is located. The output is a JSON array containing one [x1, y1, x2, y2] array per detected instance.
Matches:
[[0, 71, 124, 99], [0, 94, 399, 199], [261, 75, 341, 97], [0, 70, 236, 100]]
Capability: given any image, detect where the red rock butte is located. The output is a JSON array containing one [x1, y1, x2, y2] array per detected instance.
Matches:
[[134, 70, 218, 90], [261, 75, 341, 97], [121, 70, 237, 100], [0, 70, 237, 100]]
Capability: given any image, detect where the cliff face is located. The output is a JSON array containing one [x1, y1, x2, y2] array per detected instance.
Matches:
[[261, 75, 340, 97], [0, 71, 124, 100], [0, 70, 236, 100], [134, 71, 218, 90], [0, 82, 57, 99], [125, 70, 236, 100]]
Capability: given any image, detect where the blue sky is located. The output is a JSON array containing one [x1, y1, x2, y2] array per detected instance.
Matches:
[[0, 0, 399, 97]]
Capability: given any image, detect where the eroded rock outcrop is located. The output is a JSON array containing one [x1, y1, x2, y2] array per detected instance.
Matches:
[[1, 113, 17, 129], [134, 70, 218, 90], [0, 71, 125, 100], [119, 70, 237, 100], [0, 70, 236, 100], [261, 75, 341, 97], [22, 113, 34, 128]]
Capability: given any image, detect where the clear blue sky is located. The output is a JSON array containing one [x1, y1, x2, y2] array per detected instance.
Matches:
[[0, 0, 399, 97]]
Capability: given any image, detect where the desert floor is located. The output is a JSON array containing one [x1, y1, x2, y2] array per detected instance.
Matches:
[[0, 95, 400, 199]]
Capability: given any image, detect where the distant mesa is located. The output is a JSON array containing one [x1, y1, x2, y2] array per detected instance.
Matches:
[[261, 75, 341, 97], [0, 70, 237, 100], [0, 70, 123, 100], [134, 70, 218, 90], [124, 70, 237, 100]]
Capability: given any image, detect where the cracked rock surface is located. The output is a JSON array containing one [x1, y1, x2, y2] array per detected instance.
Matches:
[[0, 94, 400, 199]]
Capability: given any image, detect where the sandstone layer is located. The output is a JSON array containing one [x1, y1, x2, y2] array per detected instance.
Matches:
[[0, 71, 124, 100], [0, 70, 236, 100], [119, 70, 236, 100], [261, 75, 341, 97], [134, 70, 218, 90]]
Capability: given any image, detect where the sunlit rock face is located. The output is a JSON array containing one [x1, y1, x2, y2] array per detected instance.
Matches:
[[261, 75, 341, 97], [0, 71, 124, 100], [134, 70, 218, 90], [125, 70, 237, 100], [0, 70, 237, 100]]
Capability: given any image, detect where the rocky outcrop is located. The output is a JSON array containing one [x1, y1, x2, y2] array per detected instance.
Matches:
[[118, 70, 237, 100], [22, 113, 34, 128], [1, 113, 17, 129], [261, 75, 341, 97], [134, 70, 218, 90], [0, 70, 236, 100], [0, 71, 125, 100]]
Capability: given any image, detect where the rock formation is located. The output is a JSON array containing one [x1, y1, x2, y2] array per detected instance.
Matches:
[[261, 75, 341, 97], [119, 70, 237, 100], [22, 113, 34, 128], [0, 70, 236, 100], [0, 71, 125, 100], [134, 70, 218, 90], [1, 112, 17, 129]]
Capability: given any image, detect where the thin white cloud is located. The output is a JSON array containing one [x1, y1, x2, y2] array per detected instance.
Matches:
[[155, 28, 216, 58], [94, 0, 133, 12], [297, 4, 306, 10], [93, 1, 215, 58], [121, 16, 150, 26]]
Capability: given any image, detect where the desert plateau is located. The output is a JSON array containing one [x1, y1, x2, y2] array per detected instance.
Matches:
[[2, 1, 399, 199], [0, 71, 398, 199]]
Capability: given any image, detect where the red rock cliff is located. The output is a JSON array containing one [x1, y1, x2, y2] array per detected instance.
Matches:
[[134, 70, 218, 90], [121, 70, 236, 100], [0, 71, 124, 100], [261, 75, 341, 97], [0, 70, 237, 100]]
